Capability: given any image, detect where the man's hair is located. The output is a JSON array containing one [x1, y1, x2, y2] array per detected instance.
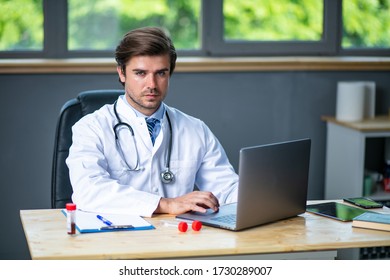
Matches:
[[115, 26, 177, 86]]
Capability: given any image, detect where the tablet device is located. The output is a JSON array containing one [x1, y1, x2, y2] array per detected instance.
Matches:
[[306, 202, 370, 221]]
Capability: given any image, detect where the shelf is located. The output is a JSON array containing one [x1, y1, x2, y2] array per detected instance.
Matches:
[[321, 115, 390, 132], [324, 116, 390, 200]]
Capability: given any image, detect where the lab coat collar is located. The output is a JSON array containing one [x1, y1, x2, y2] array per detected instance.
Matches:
[[116, 95, 138, 121], [116, 95, 166, 122], [115, 95, 170, 152]]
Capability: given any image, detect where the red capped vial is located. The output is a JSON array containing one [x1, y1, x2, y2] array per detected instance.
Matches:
[[191, 220, 202, 231], [160, 220, 202, 232], [66, 203, 76, 235]]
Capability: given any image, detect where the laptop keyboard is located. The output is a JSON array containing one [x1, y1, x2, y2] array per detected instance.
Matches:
[[211, 214, 236, 224]]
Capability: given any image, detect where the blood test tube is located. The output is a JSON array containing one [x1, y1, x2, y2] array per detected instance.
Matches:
[[160, 220, 202, 232], [66, 203, 77, 235]]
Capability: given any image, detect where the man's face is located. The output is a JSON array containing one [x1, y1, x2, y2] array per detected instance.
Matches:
[[117, 54, 170, 116]]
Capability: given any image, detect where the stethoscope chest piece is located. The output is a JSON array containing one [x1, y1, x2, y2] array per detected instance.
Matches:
[[161, 169, 175, 184]]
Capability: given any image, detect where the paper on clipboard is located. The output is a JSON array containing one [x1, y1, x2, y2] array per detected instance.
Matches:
[[62, 209, 155, 233]]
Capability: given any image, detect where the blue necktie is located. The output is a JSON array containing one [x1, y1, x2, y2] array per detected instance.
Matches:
[[146, 118, 159, 145]]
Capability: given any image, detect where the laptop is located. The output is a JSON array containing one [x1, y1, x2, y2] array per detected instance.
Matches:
[[177, 138, 311, 231]]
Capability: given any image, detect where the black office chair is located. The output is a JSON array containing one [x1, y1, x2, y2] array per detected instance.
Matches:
[[51, 89, 124, 208]]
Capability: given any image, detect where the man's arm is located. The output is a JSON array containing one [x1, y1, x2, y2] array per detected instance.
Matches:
[[154, 191, 220, 214]]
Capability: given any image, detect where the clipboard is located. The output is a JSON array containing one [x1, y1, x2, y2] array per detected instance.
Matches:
[[62, 209, 155, 233]]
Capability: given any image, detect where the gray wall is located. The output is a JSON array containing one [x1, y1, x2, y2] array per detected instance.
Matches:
[[1, 70, 390, 259]]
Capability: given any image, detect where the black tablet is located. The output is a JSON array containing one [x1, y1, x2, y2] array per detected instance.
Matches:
[[306, 202, 370, 222]]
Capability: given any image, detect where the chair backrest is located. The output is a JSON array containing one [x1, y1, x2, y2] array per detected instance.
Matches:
[[51, 89, 124, 208]]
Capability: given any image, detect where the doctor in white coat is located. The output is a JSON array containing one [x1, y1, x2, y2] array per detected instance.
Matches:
[[66, 27, 238, 217]]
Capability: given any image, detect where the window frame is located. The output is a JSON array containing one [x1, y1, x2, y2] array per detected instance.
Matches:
[[0, 0, 389, 59], [205, 0, 339, 56]]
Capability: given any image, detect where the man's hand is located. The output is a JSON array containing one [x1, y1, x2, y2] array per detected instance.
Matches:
[[155, 191, 219, 214]]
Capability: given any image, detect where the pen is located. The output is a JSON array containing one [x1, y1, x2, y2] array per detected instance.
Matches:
[[96, 214, 113, 226], [100, 225, 134, 230]]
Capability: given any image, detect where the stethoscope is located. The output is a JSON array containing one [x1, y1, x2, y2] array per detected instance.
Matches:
[[113, 101, 175, 184]]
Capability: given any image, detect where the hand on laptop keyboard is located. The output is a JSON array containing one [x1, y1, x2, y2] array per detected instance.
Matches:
[[155, 191, 220, 215]]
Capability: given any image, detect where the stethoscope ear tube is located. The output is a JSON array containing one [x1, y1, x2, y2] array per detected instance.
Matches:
[[113, 122, 134, 139], [162, 108, 174, 183]]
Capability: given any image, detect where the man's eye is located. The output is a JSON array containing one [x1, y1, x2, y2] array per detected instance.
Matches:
[[158, 71, 167, 77], [135, 71, 145, 76]]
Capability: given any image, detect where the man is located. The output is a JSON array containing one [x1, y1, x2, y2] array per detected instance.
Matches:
[[66, 27, 238, 217]]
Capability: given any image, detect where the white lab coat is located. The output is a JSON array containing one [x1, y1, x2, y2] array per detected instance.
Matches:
[[66, 95, 238, 217]]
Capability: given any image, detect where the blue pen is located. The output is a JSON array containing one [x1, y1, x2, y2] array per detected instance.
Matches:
[[97, 215, 113, 226]]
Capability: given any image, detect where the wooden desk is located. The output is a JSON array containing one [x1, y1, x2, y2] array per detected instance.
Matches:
[[20, 202, 390, 260]]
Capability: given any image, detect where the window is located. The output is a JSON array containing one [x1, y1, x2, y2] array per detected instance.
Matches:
[[342, 0, 390, 49], [206, 0, 334, 55], [0, 0, 43, 51], [0, 0, 389, 58], [223, 0, 324, 42], [68, 0, 201, 51]]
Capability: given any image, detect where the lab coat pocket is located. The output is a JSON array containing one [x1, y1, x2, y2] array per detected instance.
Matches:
[[106, 156, 132, 183], [108, 166, 128, 183], [169, 160, 198, 187]]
